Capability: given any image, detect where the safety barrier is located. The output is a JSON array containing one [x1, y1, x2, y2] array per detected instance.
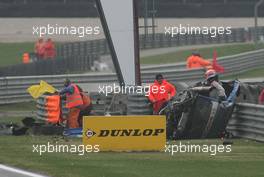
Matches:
[[35, 92, 125, 121], [0, 49, 264, 105], [141, 49, 264, 74], [0, 69, 204, 105], [56, 27, 264, 58], [127, 93, 153, 115], [36, 95, 62, 123], [0, 54, 98, 77], [0, 27, 263, 77], [227, 103, 264, 142]]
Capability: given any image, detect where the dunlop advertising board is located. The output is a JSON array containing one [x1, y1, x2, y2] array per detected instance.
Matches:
[[83, 116, 166, 151]]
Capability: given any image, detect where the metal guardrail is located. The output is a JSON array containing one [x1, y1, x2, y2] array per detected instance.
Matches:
[[219, 49, 264, 76], [0, 49, 264, 105], [0, 69, 204, 104], [227, 103, 264, 142], [141, 49, 264, 75], [0, 54, 98, 77]]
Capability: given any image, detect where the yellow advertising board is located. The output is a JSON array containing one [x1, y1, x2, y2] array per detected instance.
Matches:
[[83, 115, 166, 151]]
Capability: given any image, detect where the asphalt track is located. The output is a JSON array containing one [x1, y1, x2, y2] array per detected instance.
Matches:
[[1, 17, 264, 42], [0, 164, 48, 177]]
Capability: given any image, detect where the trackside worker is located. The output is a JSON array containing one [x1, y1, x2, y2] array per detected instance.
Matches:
[[148, 74, 176, 114], [60, 79, 83, 128], [259, 89, 264, 104], [43, 38, 56, 59], [34, 38, 45, 60], [186, 52, 212, 69], [205, 69, 227, 102], [22, 52, 30, 64]]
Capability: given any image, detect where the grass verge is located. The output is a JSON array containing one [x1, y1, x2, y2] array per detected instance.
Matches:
[[141, 43, 264, 65], [0, 42, 263, 67], [0, 117, 25, 124], [0, 42, 34, 67], [222, 67, 264, 80], [0, 101, 36, 112], [0, 136, 263, 177]]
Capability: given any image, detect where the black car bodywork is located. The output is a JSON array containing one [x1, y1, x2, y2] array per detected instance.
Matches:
[[160, 80, 240, 140]]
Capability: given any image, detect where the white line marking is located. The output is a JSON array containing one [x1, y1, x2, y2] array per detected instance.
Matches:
[[0, 164, 47, 177]]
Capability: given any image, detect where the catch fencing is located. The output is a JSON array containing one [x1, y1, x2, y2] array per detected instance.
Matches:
[[227, 103, 264, 142], [1, 26, 263, 77], [56, 27, 264, 58]]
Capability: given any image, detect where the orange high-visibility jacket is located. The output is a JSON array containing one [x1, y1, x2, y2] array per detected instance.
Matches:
[[22, 53, 30, 64], [35, 41, 45, 58], [148, 79, 176, 114], [186, 55, 211, 69], [43, 41, 56, 59], [66, 84, 84, 109]]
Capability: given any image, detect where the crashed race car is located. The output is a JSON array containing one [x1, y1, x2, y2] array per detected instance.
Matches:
[[159, 80, 240, 140]]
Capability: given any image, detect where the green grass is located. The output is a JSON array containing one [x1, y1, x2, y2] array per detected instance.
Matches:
[[222, 67, 264, 80], [0, 42, 263, 67], [0, 101, 36, 112], [141, 43, 264, 65], [0, 43, 34, 67], [0, 117, 25, 125], [0, 136, 263, 177]]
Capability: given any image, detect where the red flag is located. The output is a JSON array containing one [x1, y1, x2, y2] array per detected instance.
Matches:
[[212, 50, 225, 73]]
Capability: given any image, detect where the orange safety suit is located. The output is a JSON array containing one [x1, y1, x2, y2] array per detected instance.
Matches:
[[78, 92, 92, 127], [80, 92, 91, 111], [148, 79, 176, 114], [65, 84, 84, 128], [35, 40, 45, 59], [186, 55, 211, 69], [43, 40, 56, 59], [22, 53, 30, 64]]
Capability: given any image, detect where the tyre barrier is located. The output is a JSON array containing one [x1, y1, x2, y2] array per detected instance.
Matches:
[[36, 94, 68, 123], [89, 92, 107, 115], [127, 93, 153, 115]]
